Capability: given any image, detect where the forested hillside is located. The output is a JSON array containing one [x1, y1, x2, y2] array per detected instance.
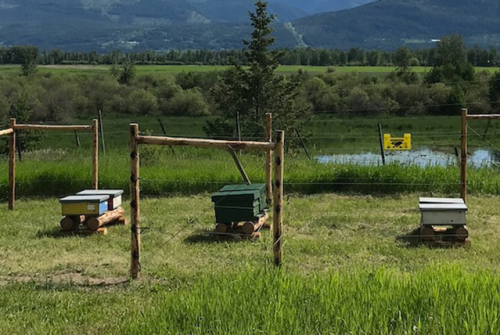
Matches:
[[294, 0, 500, 49], [1, 0, 500, 50]]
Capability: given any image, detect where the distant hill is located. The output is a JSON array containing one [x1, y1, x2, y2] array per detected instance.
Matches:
[[293, 0, 500, 49], [3, 0, 500, 51], [0, 0, 372, 50]]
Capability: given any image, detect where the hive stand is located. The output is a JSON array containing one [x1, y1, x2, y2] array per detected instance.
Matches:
[[59, 193, 128, 235], [419, 197, 470, 246]]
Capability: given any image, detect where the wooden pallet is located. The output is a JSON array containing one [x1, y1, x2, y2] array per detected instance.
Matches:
[[215, 213, 269, 234], [60, 227, 108, 236], [205, 231, 262, 240], [59, 212, 128, 236], [420, 225, 471, 247]]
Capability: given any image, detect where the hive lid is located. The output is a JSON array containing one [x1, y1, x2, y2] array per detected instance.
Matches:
[[59, 195, 109, 203], [211, 189, 261, 202], [78, 189, 124, 196], [220, 184, 265, 192], [419, 203, 468, 211], [419, 197, 464, 204]]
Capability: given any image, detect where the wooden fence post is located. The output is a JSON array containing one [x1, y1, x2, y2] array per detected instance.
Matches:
[[8, 118, 16, 210], [74, 130, 81, 147], [273, 130, 284, 267], [98, 110, 106, 156], [378, 123, 386, 166], [130, 124, 141, 279], [266, 113, 273, 206], [92, 119, 99, 189], [461, 108, 468, 203]]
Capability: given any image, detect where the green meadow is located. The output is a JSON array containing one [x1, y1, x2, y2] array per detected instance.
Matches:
[[1, 194, 500, 334], [1, 64, 499, 77], [2, 65, 500, 334]]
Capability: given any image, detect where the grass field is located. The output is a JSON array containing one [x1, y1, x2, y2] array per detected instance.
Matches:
[[1, 194, 500, 333], [1, 64, 500, 76], [2, 114, 500, 198]]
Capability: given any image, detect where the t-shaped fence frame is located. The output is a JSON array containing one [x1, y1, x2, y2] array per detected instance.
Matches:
[[129, 118, 284, 279], [0, 118, 99, 210]]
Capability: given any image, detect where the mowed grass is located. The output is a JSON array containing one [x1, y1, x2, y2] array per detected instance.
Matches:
[[1, 64, 500, 76], [1, 194, 500, 333]]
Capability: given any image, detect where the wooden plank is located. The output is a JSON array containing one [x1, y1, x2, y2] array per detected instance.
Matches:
[[137, 135, 275, 151], [60, 227, 108, 235], [0, 128, 13, 136], [206, 231, 262, 240], [461, 108, 467, 203], [15, 124, 92, 131], [273, 131, 284, 267], [467, 114, 500, 120], [227, 145, 251, 184], [130, 124, 141, 280], [265, 113, 273, 206], [8, 119, 15, 210]]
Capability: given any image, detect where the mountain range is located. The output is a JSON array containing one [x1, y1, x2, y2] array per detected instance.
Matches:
[[0, 0, 499, 51]]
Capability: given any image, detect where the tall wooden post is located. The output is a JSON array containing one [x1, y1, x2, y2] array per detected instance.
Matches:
[[8, 118, 16, 210], [273, 131, 284, 267], [461, 108, 468, 203], [265, 113, 273, 206], [92, 119, 99, 189], [130, 124, 141, 279]]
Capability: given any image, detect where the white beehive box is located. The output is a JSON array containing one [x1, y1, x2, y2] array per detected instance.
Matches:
[[419, 202, 468, 226], [77, 190, 123, 211]]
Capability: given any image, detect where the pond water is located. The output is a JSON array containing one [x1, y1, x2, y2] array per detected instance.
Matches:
[[316, 148, 500, 168]]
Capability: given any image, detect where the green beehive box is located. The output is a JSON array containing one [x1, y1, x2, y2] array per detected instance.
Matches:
[[219, 184, 267, 212], [211, 184, 266, 224]]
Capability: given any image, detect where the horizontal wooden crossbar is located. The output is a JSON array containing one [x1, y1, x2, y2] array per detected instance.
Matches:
[[467, 114, 500, 120], [137, 135, 276, 151], [0, 128, 13, 136], [15, 124, 93, 131]]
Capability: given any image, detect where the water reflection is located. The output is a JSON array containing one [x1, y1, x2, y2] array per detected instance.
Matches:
[[316, 148, 500, 168]]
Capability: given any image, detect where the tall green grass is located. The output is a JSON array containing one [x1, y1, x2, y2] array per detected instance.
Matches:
[[1, 148, 500, 198], [2, 266, 500, 334]]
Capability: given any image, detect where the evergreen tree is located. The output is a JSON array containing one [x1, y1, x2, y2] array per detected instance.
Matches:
[[204, 0, 309, 145], [426, 35, 475, 84]]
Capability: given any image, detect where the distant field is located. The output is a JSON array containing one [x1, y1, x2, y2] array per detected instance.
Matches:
[[1, 64, 499, 76]]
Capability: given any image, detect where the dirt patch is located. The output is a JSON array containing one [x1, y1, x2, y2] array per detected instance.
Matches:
[[0, 271, 128, 287]]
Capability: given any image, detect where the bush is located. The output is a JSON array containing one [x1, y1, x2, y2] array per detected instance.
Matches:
[[127, 89, 158, 116], [167, 88, 210, 116]]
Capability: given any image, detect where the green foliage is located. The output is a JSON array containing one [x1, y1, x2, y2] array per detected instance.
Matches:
[[167, 88, 210, 116], [110, 61, 136, 85], [205, 0, 310, 145], [126, 89, 158, 115], [8, 46, 39, 77], [489, 71, 500, 110], [426, 35, 475, 85]]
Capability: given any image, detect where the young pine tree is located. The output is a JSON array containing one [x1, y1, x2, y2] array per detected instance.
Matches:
[[204, 0, 309, 146]]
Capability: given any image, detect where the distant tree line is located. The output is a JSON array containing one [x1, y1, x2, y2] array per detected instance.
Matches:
[[0, 43, 500, 67], [1, 35, 499, 143]]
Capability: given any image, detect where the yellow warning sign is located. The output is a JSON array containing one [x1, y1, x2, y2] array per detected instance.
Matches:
[[384, 134, 411, 151]]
